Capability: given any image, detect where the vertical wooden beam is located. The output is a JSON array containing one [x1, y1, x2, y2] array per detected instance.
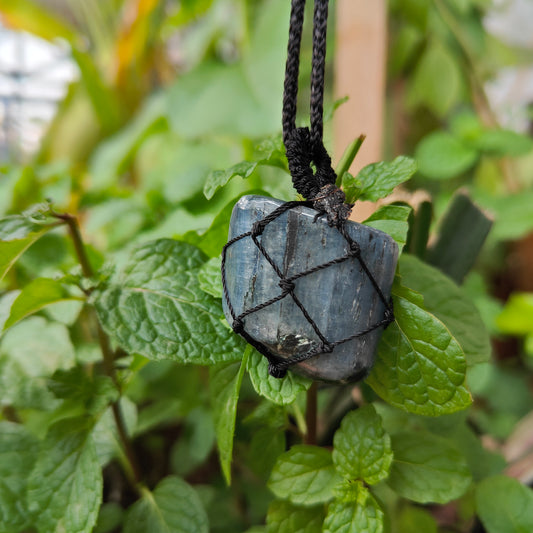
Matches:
[[334, 0, 387, 221]]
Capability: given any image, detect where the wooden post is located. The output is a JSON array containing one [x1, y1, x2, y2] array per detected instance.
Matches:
[[334, 0, 387, 221]]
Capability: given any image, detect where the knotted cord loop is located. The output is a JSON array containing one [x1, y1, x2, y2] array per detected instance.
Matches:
[[282, 0, 350, 227]]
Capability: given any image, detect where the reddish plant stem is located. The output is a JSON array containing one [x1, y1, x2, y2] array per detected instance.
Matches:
[[55, 211, 142, 486]]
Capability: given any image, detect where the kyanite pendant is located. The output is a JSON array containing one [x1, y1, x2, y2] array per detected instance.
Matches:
[[222, 195, 399, 383]]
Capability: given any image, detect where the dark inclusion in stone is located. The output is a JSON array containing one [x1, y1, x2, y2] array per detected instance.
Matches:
[[223, 195, 399, 383]]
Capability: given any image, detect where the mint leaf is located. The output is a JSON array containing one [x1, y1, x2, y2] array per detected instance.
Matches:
[[0, 422, 39, 532], [4, 277, 84, 331], [476, 475, 533, 533], [210, 346, 250, 484], [364, 205, 411, 253], [496, 293, 533, 335], [0, 317, 75, 410], [198, 256, 223, 298], [248, 427, 286, 478], [0, 291, 19, 331], [0, 213, 57, 281], [47, 367, 119, 415], [407, 41, 462, 118], [0, 232, 50, 281], [387, 432, 471, 504], [266, 500, 325, 533], [399, 255, 491, 365], [415, 132, 478, 180], [397, 506, 438, 533], [268, 445, 342, 505], [344, 156, 417, 203], [94, 239, 244, 365], [332, 405, 392, 485], [366, 279, 471, 416], [247, 349, 311, 405], [92, 398, 137, 467], [204, 161, 258, 200], [27, 416, 102, 533], [123, 476, 208, 533], [474, 129, 533, 157], [94, 502, 124, 533], [171, 407, 215, 477], [323, 485, 384, 533]]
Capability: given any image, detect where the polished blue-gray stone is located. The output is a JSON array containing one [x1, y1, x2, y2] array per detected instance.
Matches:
[[222, 195, 398, 382]]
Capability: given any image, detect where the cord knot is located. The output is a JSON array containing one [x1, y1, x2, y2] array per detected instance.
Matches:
[[268, 362, 288, 379], [279, 279, 295, 294], [383, 301, 394, 327], [348, 241, 361, 257], [321, 341, 334, 354], [233, 318, 245, 334], [251, 220, 266, 237]]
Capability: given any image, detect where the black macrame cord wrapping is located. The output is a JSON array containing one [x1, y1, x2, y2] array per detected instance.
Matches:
[[221, 0, 394, 379]]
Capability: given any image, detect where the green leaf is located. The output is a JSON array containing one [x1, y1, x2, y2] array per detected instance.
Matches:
[[3, 277, 84, 331], [266, 500, 325, 533], [342, 157, 416, 204], [476, 475, 533, 533], [332, 405, 393, 485], [248, 427, 286, 478], [94, 502, 124, 533], [171, 407, 215, 477], [366, 279, 471, 416], [92, 398, 137, 468], [70, 49, 123, 133], [210, 346, 250, 484], [0, 231, 51, 281], [474, 129, 533, 157], [27, 416, 102, 533], [363, 205, 411, 253], [123, 476, 208, 533], [168, 0, 289, 140], [247, 349, 312, 405], [0, 422, 39, 532], [198, 256, 223, 298], [353, 156, 417, 202], [47, 367, 118, 414], [268, 445, 342, 505], [0, 291, 19, 331], [0, 0, 77, 43], [407, 41, 462, 117], [387, 432, 471, 504], [399, 254, 491, 365], [0, 316, 75, 405], [94, 239, 244, 365], [89, 93, 167, 189], [415, 132, 478, 180], [204, 161, 258, 200], [0, 211, 57, 281], [323, 485, 384, 533], [496, 293, 533, 335], [397, 506, 438, 533]]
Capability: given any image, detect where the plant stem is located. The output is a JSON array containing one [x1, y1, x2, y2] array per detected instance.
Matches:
[[55, 210, 142, 486], [96, 323, 142, 484], [53, 212, 94, 278], [305, 382, 318, 445], [335, 135, 366, 187]]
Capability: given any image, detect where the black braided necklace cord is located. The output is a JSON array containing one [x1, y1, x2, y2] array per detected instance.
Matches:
[[221, 0, 395, 379]]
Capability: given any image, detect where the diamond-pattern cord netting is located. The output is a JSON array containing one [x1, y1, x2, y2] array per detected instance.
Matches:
[[221, 0, 395, 378], [221, 201, 394, 378]]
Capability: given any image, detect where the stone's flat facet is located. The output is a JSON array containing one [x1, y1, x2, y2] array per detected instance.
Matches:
[[222, 195, 399, 383]]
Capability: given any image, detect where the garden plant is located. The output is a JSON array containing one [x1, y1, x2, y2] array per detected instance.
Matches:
[[1, 0, 533, 532]]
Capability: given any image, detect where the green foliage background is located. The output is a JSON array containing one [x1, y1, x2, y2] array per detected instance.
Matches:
[[1, 0, 533, 532]]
